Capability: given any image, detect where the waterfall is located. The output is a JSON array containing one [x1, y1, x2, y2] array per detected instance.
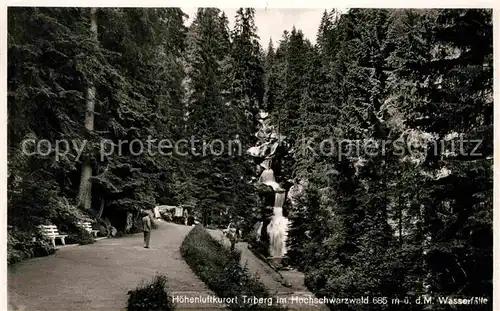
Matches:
[[264, 171, 288, 258], [248, 110, 289, 260], [260, 169, 276, 183], [259, 168, 284, 192], [275, 192, 285, 208], [267, 207, 288, 257]]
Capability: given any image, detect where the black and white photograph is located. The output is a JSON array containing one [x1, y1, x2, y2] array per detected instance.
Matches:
[[5, 6, 494, 311]]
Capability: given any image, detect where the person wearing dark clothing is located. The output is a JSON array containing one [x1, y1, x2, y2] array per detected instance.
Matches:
[[142, 210, 152, 248], [227, 228, 238, 251]]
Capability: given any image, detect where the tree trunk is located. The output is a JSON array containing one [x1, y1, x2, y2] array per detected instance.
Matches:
[[398, 196, 403, 246], [97, 199, 105, 219], [77, 7, 98, 210]]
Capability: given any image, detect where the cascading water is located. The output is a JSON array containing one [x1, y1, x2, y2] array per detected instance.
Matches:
[[275, 193, 286, 209], [248, 111, 289, 260], [267, 191, 288, 258], [259, 168, 283, 192]]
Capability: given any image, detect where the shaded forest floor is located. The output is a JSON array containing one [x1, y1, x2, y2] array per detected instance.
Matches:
[[8, 221, 225, 311]]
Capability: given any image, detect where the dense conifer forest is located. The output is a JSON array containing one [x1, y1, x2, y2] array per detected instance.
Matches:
[[8, 8, 492, 309]]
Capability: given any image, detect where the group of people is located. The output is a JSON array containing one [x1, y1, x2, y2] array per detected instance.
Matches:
[[140, 209, 244, 250], [224, 223, 242, 251]]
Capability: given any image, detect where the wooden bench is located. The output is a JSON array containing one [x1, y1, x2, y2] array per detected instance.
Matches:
[[38, 225, 67, 248], [78, 221, 99, 238]]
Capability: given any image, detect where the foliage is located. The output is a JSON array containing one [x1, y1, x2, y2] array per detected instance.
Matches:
[[7, 8, 492, 306], [180, 225, 285, 310], [66, 227, 96, 245], [8, 229, 55, 265], [127, 274, 175, 311], [183, 8, 260, 228], [281, 8, 492, 310], [8, 7, 188, 244]]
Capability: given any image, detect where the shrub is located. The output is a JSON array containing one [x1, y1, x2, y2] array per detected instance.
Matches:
[[32, 238, 56, 257], [127, 274, 175, 311], [65, 227, 95, 245], [75, 227, 95, 245], [180, 225, 286, 310], [7, 229, 55, 265], [8, 233, 33, 265]]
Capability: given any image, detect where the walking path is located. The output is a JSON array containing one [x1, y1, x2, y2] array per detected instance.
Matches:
[[9, 221, 225, 311], [207, 229, 328, 310]]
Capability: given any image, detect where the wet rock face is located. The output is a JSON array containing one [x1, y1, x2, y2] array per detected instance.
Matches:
[[255, 182, 274, 206], [255, 183, 275, 196]]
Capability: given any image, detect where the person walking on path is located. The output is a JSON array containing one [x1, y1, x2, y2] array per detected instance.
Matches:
[[141, 210, 152, 248], [225, 223, 239, 251]]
